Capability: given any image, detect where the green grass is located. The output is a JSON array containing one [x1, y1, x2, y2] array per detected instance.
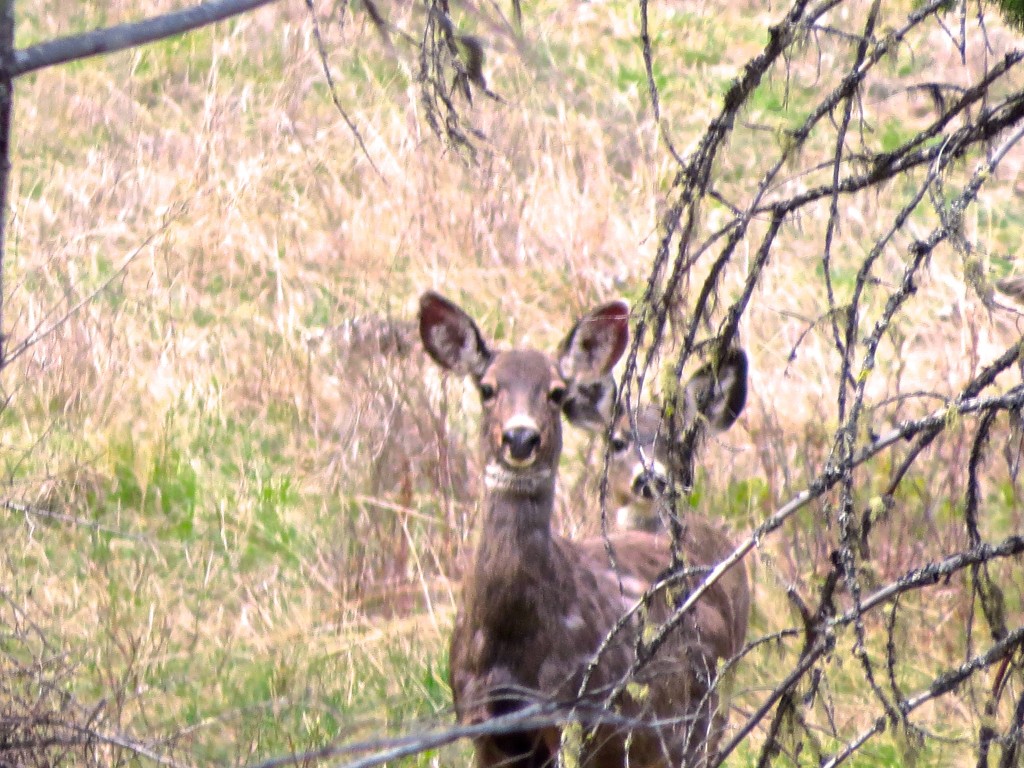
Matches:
[[1, 0, 1022, 765]]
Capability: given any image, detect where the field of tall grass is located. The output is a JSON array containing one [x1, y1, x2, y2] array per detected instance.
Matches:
[[1, 0, 1022, 765]]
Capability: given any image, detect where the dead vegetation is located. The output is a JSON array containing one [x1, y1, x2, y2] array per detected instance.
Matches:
[[0, 0, 1022, 765]]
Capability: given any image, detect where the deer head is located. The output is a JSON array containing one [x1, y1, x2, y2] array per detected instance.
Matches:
[[566, 348, 748, 532], [420, 291, 628, 498]]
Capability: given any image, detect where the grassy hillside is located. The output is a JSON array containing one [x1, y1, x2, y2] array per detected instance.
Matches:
[[1, 0, 1022, 765]]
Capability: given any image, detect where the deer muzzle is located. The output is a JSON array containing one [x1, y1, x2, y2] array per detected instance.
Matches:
[[630, 462, 670, 500], [502, 426, 541, 466]]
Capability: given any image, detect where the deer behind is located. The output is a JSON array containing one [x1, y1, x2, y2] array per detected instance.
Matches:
[[419, 292, 749, 768], [567, 348, 751, 667]]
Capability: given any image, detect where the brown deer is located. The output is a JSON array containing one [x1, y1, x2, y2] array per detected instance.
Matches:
[[418, 292, 749, 768], [565, 348, 751, 666]]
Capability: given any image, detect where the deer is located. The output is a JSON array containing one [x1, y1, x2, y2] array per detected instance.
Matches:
[[418, 291, 750, 768], [566, 347, 751, 678]]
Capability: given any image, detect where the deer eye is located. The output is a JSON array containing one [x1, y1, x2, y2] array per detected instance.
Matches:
[[548, 384, 567, 405], [610, 435, 631, 454], [479, 383, 496, 402]]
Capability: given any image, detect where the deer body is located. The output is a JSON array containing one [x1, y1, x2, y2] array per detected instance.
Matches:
[[596, 349, 752, 661], [419, 292, 744, 768]]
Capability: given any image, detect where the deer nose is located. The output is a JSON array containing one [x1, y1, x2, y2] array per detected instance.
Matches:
[[502, 426, 541, 464], [631, 465, 670, 500]]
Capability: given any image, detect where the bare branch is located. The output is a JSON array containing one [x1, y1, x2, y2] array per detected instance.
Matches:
[[0, 0, 12, 368], [2, 214, 178, 366], [1, 499, 153, 544], [820, 627, 1024, 768], [303, 0, 384, 179], [9, 0, 283, 78]]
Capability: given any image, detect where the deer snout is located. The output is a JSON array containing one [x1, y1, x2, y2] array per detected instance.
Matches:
[[630, 462, 670, 500], [499, 415, 543, 467], [502, 426, 541, 465]]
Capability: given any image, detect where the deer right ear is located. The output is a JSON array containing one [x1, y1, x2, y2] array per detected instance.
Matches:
[[418, 291, 492, 379], [556, 301, 629, 383]]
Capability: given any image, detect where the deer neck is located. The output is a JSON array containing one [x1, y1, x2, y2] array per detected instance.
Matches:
[[478, 463, 557, 563], [467, 466, 565, 629]]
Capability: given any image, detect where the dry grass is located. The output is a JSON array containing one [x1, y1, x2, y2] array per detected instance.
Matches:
[[1, 0, 1022, 765]]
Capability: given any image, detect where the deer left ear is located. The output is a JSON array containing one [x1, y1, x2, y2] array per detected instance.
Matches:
[[556, 301, 629, 383], [418, 291, 493, 380]]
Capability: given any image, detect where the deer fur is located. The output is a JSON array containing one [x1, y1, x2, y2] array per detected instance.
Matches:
[[419, 292, 750, 768]]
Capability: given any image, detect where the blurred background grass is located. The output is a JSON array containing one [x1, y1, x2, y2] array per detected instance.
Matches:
[[1, 0, 1022, 765]]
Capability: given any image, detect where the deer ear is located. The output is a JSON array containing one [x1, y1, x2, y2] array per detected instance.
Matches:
[[562, 375, 617, 433], [683, 347, 748, 432], [557, 301, 629, 383], [418, 291, 492, 379]]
